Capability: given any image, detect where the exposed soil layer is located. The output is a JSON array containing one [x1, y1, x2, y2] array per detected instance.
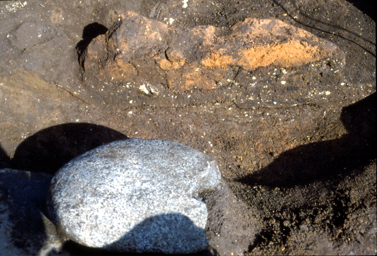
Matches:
[[0, 0, 375, 255], [83, 11, 344, 92]]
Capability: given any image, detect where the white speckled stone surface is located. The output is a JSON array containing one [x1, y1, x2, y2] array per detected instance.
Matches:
[[47, 138, 221, 254]]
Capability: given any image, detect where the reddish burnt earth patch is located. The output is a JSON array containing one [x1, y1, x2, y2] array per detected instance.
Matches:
[[83, 11, 344, 92]]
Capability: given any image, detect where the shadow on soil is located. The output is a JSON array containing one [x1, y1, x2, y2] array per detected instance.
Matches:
[[237, 92, 376, 188], [0, 143, 11, 168], [11, 123, 128, 175], [62, 213, 218, 256], [346, 0, 376, 21], [1, 123, 128, 254], [236, 93, 376, 253], [63, 242, 218, 256], [76, 22, 108, 70]]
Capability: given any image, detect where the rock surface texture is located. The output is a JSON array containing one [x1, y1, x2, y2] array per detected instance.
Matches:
[[47, 138, 221, 254]]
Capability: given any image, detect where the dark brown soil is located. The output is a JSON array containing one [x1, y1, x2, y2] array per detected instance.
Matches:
[[0, 0, 375, 255]]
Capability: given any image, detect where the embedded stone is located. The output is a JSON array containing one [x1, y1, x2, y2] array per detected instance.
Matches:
[[47, 138, 221, 254]]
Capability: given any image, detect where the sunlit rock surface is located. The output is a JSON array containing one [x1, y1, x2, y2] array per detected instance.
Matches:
[[47, 138, 221, 254]]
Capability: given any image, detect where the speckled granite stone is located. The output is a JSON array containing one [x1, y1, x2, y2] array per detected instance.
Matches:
[[47, 138, 221, 254]]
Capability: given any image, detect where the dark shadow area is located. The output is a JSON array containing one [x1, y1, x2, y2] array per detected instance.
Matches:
[[0, 169, 52, 254], [346, 0, 376, 21], [237, 92, 376, 188], [0, 143, 11, 169], [62, 213, 218, 256], [12, 123, 127, 174], [273, 0, 376, 57], [76, 22, 108, 69]]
